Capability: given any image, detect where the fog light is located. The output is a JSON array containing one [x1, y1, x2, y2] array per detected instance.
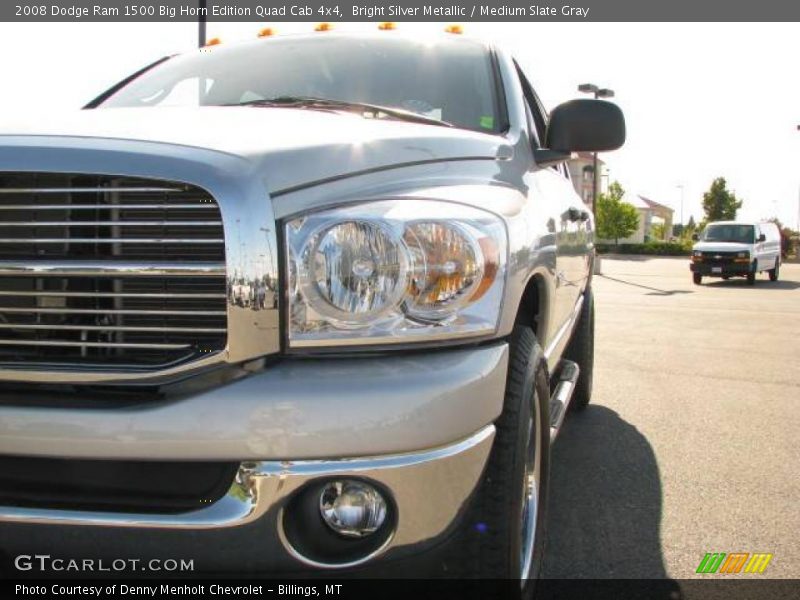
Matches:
[[319, 480, 387, 538]]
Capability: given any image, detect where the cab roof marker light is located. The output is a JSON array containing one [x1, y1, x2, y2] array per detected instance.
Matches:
[[378, 22, 397, 30], [315, 23, 333, 32], [258, 27, 275, 38], [444, 25, 463, 34], [204, 37, 222, 47]]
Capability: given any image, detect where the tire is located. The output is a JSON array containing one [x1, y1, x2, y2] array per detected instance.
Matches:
[[564, 287, 594, 411], [693, 272, 702, 285], [747, 261, 757, 286], [451, 326, 550, 592], [769, 260, 780, 282]]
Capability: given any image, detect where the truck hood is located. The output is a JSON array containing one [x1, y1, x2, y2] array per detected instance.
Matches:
[[693, 241, 751, 253], [0, 107, 509, 194]]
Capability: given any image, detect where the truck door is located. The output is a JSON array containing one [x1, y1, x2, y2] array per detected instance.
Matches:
[[516, 66, 589, 332]]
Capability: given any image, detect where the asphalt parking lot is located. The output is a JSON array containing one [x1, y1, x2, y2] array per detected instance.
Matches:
[[542, 256, 800, 580]]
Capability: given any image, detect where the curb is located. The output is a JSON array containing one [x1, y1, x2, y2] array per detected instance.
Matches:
[[598, 254, 690, 260]]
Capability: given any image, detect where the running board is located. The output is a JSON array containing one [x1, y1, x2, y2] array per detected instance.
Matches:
[[549, 360, 580, 443]]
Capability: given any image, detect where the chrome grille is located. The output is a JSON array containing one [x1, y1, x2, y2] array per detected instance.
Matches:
[[700, 251, 738, 266], [0, 173, 227, 368]]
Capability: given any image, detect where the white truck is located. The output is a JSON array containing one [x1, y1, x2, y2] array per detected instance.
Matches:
[[691, 220, 782, 285]]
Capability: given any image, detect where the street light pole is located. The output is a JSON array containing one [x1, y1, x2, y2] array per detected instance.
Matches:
[[578, 83, 615, 212]]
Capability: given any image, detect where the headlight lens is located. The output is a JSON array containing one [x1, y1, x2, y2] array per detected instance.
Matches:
[[299, 220, 410, 327], [736, 251, 748, 258], [286, 200, 506, 348]]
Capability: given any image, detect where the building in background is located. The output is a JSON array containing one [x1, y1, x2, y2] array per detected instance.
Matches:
[[567, 152, 606, 206], [567, 154, 674, 244], [622, 194, 674, 243]]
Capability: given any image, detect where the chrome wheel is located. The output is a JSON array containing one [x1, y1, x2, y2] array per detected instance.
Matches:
[[519, 397, 541, 583]]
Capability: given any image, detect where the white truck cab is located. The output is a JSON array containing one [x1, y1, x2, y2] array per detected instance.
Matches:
[[691, 220, 782, 285]]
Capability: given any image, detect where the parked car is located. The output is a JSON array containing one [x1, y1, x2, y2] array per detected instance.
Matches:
[[691, 220, 782, 285], [0, 31, 624, 584]]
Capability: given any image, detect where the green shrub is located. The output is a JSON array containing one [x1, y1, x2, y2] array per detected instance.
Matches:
[[596, 240, 692, 256]]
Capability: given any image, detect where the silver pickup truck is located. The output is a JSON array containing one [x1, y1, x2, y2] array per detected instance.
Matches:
[[0, 32, 623, 583]]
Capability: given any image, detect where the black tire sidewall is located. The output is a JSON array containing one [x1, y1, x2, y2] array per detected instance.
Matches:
[[454, 326, 550, 587], [770, 260, 780, 281]]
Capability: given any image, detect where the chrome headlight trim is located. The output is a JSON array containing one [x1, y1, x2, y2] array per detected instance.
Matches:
[[284, 199, 508, 350]]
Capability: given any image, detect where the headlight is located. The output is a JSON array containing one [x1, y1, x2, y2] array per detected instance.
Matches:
[[285, 200, 507, 348], [692, 250, 702, 257], [736, 251, 748, 258]]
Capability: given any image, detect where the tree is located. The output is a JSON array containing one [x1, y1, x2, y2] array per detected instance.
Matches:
[[767, 218, 795, 258], [651, 222, 667, 241], [702, 177, 742, 223], [677, 215, 699, 240], [596, 181, 640, 246]]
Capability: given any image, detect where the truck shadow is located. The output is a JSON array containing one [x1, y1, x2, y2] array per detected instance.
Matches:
[[542, 405, 677, 587], [597, 274, 693, 296], [702, 279, 800, 290]]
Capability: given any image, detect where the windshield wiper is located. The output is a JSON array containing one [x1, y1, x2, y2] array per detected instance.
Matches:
[[227, 96, 453, 128]]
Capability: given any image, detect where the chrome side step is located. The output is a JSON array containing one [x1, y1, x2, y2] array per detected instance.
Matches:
[[549, 360, 580, 443]]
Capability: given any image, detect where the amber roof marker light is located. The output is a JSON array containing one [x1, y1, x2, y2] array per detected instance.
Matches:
[[315, 23, 333, 32], [258, 27, 276, 38], [444, 24, 464, 34], [378, 22, 397, 30]]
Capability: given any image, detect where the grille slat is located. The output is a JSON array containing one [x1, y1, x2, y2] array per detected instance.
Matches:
[[0, 221, 223, 226], [0, 173, 228, 369], [0, 204, 219, 210], [0, 324, 226, 333], [0, 291, 225, 299], [0, 261, 225, 277], [0, 187, 187, 194], [0, 238, 225, 244], [0, 340, 192, 350], [0, 307, 226, 315]]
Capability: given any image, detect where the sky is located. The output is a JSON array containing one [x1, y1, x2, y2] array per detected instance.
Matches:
[[1, 21, 798, 229]]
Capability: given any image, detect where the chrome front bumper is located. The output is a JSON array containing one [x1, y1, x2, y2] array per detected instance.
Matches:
[[0, 344, 507, 572], [0, 427, 494, 571]]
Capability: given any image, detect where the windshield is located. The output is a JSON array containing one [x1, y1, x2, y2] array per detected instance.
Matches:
[[96, 35, 502, 133], [703, 224, 755, 244]]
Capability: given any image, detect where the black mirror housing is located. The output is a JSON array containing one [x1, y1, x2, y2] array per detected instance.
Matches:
[[692, 233, 700, 241], [546, 99, 626, 153], [758, 233, 767, 242]]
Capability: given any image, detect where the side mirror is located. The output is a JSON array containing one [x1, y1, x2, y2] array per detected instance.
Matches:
[[758, 233, 766, 242], [692, 233, 700, 241], [546, 99, 626, 153]]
